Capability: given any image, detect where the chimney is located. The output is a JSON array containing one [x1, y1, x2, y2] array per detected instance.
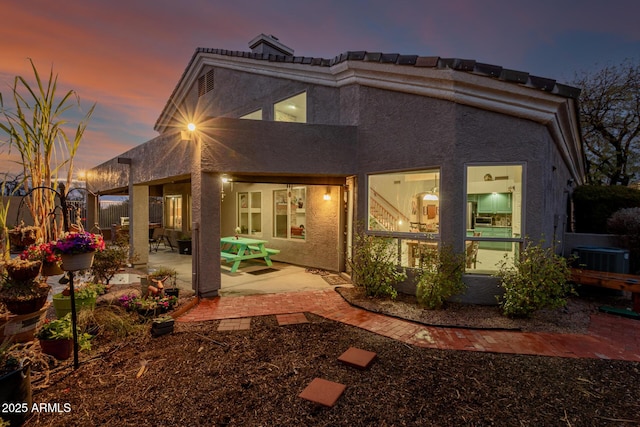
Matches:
[[249, 34, 294, 57]]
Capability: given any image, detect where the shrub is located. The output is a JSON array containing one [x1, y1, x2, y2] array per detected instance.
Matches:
[[91, 241, 131, 285], [573, 185, 640, 233], [347, 231, 405, 299], [495, 240, 575, 318], [608, 207, 640, 273], [415, 244, 466, 309]]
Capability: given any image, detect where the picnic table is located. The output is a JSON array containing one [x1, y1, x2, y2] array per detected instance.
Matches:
[[220, 236, 280, 273]]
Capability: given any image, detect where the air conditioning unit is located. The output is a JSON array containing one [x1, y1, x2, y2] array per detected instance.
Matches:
[[571, 246, 630, 274]]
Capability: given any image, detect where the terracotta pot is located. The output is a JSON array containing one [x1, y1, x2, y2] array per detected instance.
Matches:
[[39, 338, 73, 360], [61, 252, 95, 271]]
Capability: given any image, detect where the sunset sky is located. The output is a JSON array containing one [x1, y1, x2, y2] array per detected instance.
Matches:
[[1, 0, 639, 175]]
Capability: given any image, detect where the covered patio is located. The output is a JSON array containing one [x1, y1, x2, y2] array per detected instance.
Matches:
[[145, 247, 348, 297]]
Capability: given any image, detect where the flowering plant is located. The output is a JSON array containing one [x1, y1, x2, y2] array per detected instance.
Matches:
[[52, 232, 105, 255], [119, 293, 178, 316], [20, 242, 61, 264]]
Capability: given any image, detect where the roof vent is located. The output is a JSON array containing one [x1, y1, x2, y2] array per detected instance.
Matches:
[[249, 34, 294, 56]]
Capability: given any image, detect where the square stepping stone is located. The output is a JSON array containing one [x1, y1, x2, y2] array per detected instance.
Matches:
[[338, 347, 377, 370], [217, 318, 251, 331], [276, 313, 309, 326], [299, 378, 346, 407]]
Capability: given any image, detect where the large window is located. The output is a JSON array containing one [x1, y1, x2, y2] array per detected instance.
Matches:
[[274, 93, 306, 123], [465, 164, 523, 274], [274, 186, 306, 240], [368, 169, 440, 234], [368, 169, 440, 267], [165, 195, 182, 230], [238, 191, 262, 236]]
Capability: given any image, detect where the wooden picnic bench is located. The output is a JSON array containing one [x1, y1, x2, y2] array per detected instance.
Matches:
[[220, 236, 280, 273], [570, 268, 640, 312]]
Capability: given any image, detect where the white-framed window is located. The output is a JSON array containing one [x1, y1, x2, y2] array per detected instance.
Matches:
[[274, 92, 306, 123], [165, 195, 183, 230], [238, 191, 262, 236], [465, 164, 524, 274], [274, 186, 306, 240]]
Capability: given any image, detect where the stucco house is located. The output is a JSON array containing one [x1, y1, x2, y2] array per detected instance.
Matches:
[[87, 34, 584, 302]]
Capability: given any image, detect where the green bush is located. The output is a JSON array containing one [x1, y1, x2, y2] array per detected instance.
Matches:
[[608, 207, 640, 273], [348, 231, 405, 299], [415, 244, 466, 309], [91, 241, 131, 285], [573, 185, 640, 233], [495, 240, 575, 318]]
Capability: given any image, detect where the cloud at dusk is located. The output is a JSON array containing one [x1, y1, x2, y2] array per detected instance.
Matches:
[[1, 0, 639, 174]]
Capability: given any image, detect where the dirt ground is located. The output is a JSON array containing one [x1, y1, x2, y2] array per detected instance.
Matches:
[[12, 286, 640, 426]]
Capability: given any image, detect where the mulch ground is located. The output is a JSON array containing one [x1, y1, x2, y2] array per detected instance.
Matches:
[[21, 298, 640, 427]]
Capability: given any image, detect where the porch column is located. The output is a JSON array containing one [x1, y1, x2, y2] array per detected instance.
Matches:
[[131, 184, 149, 268], [192, 169, 221, 298], [85, 192, 99, 232]]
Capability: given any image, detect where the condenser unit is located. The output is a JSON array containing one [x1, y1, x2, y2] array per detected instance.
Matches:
[[571, 246, 630, 274]]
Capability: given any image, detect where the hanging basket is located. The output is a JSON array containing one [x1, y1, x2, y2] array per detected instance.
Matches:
[[61, 252, 95, 271]]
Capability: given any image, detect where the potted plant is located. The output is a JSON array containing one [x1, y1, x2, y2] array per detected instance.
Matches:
[[0, 258, 50, 315], [20, 242, 63, 277], [148, 267, 178, 297], [52, 283, 104, 319], [35, 314, 91, 360], [119, 293, 178, 317], [0, 338, 33, 426], [177, 235, 191, 255], [8, 223, 41, 250], [52, 231, 105, 271], [150, 315, 174, 337]]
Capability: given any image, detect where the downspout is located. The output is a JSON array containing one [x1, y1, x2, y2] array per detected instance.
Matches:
[[192, 221, 200, 295]]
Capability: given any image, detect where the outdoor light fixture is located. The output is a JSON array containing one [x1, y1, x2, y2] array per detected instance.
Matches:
[[323, 188, 331, 201], [423, 193, 438, 201], [187, 123, 196, 131]]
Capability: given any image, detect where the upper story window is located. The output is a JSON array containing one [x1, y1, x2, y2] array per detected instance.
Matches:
[[240, 109, 263, 120], [197, 69, 215, 97], [274, 92, 306, 123]]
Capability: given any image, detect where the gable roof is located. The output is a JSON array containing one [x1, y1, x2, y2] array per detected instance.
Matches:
[[155, 45, 581, 132]]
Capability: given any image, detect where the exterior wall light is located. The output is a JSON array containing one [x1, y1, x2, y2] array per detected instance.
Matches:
[[323, 188, 331, 201], [187, 123, 196, 131]]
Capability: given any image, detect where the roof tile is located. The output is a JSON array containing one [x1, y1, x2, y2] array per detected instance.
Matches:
[[415, 56, 439, 67], [380, 53, 399, 63], [397, 55, 419, 65], [500, 69, 529, 84], [529, 75, 556, 91]]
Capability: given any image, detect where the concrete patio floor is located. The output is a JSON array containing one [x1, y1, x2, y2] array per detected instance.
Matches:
[[146, 247, 345, 297]]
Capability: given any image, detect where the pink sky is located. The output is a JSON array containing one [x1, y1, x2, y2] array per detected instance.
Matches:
[[1, 0, 639, 175]]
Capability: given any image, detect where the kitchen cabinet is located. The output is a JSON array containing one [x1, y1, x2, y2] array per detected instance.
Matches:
[[471, 226, 512, 251], [477, 193, 512, 214]]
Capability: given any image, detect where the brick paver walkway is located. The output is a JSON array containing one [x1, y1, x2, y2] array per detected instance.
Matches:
[[178, 289, 640, 361]]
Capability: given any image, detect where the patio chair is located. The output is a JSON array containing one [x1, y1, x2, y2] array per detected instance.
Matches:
[[149, 228, 174, 252]]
